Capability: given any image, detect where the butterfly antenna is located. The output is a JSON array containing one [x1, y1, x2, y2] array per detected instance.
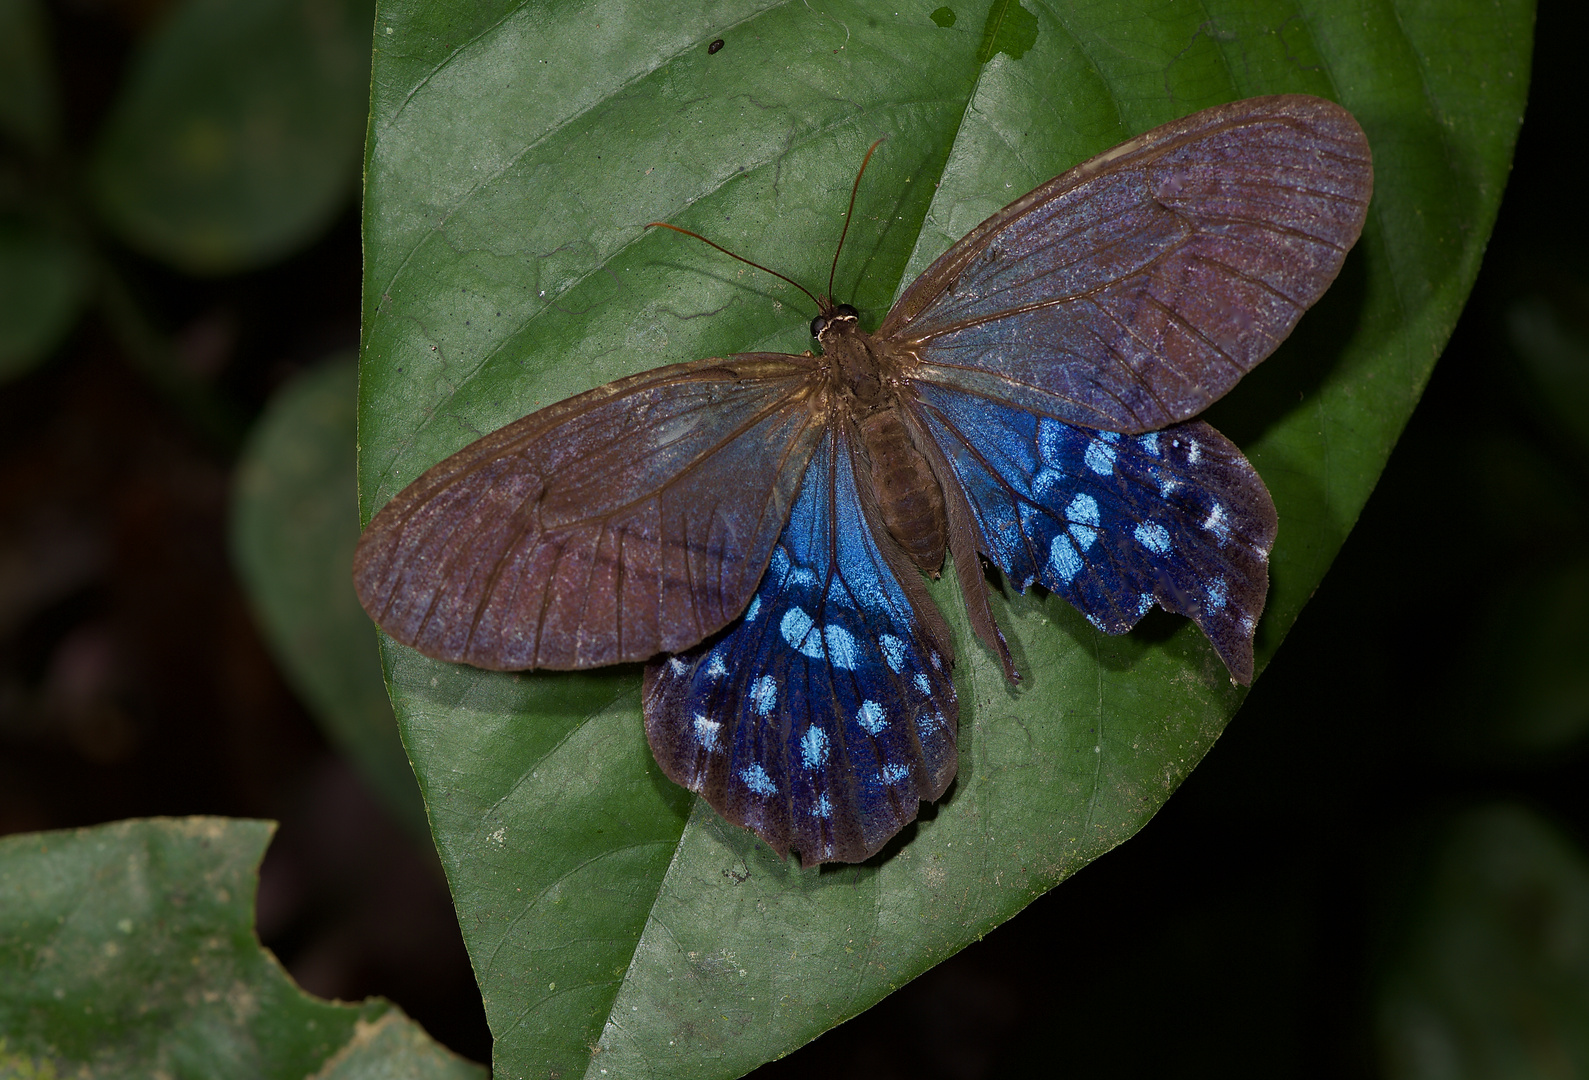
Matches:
[[828, 137, 886, 306], [645, 221, 824, 312]]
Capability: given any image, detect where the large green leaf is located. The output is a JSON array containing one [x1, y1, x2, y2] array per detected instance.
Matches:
[[0, 817, 484, 1079], [231, 356, 428, 836], [358, 1, 1531, 1075], [90, 0, 374, 274]]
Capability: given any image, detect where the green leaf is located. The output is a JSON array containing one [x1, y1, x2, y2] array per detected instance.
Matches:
[[0, 0, 60, 153], [90, 0, 374, 274], [0, 215, 89, 383], [0, 817, 484, 1079], [1378, 805, 1589, 1078], [231, 356, 427, 836], [358, 1, 1532, 1074]]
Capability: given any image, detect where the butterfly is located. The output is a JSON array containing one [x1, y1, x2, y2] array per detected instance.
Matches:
[[354, 94, 1372, 864]]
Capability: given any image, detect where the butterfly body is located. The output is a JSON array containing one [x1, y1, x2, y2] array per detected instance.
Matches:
[[814, 306, 952, 577], [356, 95, 1373, 864]]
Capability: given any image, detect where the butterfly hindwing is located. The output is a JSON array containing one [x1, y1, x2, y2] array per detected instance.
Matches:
[[354, 354, 823, 670], [643, 426, 957, 864], [913, 382, 1277, 682], [882, 95, 1372, 434]]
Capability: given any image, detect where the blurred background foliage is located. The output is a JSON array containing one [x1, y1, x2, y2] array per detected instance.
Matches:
[[0, 0, 1586, 1075]]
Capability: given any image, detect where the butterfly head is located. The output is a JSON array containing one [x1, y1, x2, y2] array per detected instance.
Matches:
[[810, 303, 860, 342]]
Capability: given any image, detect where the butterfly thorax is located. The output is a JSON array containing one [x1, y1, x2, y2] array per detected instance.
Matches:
[[816, 307, 948, 575]]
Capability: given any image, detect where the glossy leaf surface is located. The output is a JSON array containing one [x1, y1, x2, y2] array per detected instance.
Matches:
[[0, 817, 484, 1079], [359, 1, 1532, 1074]]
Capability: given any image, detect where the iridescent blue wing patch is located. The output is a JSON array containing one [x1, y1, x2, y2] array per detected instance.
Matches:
[[643, 427, 957, 864], [913, 382, 1277, 682]]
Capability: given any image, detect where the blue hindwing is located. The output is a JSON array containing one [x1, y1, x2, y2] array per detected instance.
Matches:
[[643, 428, 956, 864], [914, 383, 1277, 681]]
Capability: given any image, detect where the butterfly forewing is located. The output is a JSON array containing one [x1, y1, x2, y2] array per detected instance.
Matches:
[[643, 426, 957, 864], [354, 355, 823, 670], [883, 95, 1372, 433], [914, 383, 1276, 681]]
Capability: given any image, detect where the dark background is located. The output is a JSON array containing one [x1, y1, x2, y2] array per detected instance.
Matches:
[[1, 0, 1580, 1074]]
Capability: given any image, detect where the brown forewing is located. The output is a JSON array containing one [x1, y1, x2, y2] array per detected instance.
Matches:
[[353, 354, 824, 670], [881, 94, 1373, 433]]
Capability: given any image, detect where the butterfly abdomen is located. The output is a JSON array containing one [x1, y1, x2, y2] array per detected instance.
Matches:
[[857, 407, 946, 574]]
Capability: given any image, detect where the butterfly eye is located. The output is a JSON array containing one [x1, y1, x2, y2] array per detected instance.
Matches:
[[809, 314, 828, 337]]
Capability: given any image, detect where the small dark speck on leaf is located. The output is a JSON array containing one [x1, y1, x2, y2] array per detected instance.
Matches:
[[708, 38, 724, 53]]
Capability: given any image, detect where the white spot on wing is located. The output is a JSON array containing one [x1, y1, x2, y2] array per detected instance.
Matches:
[[1048, 534, 1083, 583], [750, 676, 778, 716], [856, 700, 888, 734], [739, 764, 776, 795], [1135, 522, 1171, 554], [780, 606, 818, 655], [1084, 437, 1117, 476], [1203, 502, 1230, 543], [823, 625, 859, 669], [693, 714, 722, 751], [800, 726, 830, 769], [1066, 493, 1100, 550], [1206, 576, 1228, 614], [879, 634, 907, 673]]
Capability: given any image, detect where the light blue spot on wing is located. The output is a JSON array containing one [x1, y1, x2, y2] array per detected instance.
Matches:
[[913, 672, 931, 697], [813, 793, 832, 819], [1066, 493, 1100, 550], [693, 714, 722, 751], [1206, 576, 1228, 613], [1048, 534, 1083, 583], [750, 675, 778, 716], [800, 726, 830, 769], [780, 606, 819, 657], [1138, 432, 1160, 456], [824, 625, 859, 670], [1084, 438, 1117, 476], [706, 652, 728, 679], [1203, 502, 1231, 544], [1036, 417, 1067, 466], [1032, 466, 1065, 501], [1135, 522, 1171, 554], [881, 763, 909, 784], [743, 595, 761, 623], [879, 634, 907, 673], [856, 700, 888, 734], [740, 764, 776, 796]]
